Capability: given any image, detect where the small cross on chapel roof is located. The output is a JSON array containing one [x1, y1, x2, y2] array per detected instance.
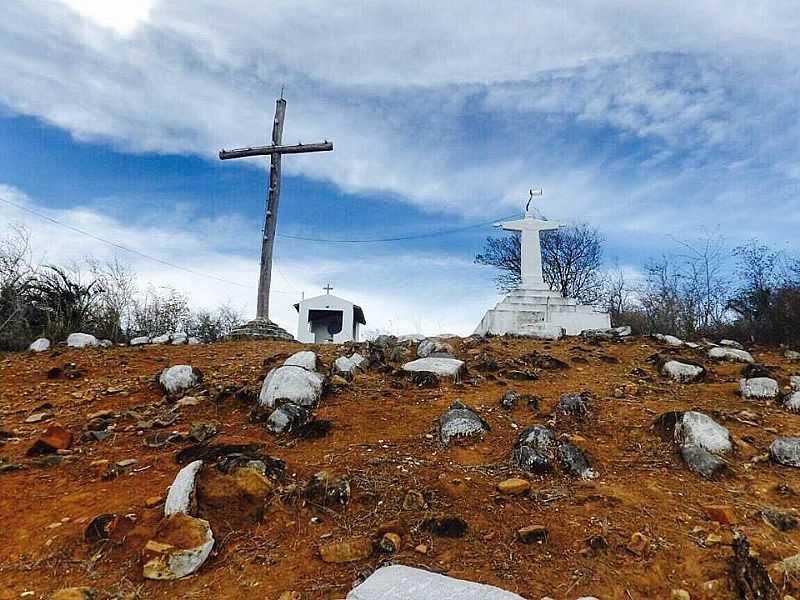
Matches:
[[323, 283, 334, 295]]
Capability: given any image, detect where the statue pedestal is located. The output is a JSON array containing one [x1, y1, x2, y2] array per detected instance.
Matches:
[[474, 285, 611, 339], [229, 317, 294, 341]]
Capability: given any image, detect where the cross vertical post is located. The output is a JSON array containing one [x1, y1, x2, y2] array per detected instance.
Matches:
[[257, 98, 286, 319]]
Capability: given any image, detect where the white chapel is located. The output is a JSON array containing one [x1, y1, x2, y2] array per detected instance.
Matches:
[[294, 285, 366, 343]]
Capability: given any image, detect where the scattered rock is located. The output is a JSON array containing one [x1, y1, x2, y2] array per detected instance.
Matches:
[[142, 513, 214, 580], [580, 326, 631, 340], [283, 350, 319, 371], [66, 333, 99, 348], [334, 353, 366, 377], [517, 525, 548, 544], [654, 333, 684, 347], [785, 350, 800, 361], [671, 590, 691, 600], [720, 339, 744, 349], [497, 478, 531, 496], [304, 471, 350, 506], [422, 515, 468, 538], [557, 441, 597, 479], [782, 392, 800, 413], [258, 366, 324, 409], [627, 531, 650, 556], [151, 333, 171, 344], [84, 513, 136, 543], [29, 338, 50, 352], [164, 460, 203, 516], [556, 393, 589, 417], [739, 377, 780, 399], [377, 532, 402, 553], [319, 537, 373, 563], [661, 360, 706, 383], [761, 507, 798, 532], [27, 424, 72, 455], [345, 565, 525, 600], [439, 400, 489, 445], [791, 375, 800, 391], [417, 338, 454, 358], [512, 426, 556, 474], [25, 410, 53, 423], [130, 336, 150, 346], [170, 332, 187, 345], [709, 346, 754, 363], [675, 411, 733, 454], [402, 357, 465, 382], [770, 437, 800, 467], [520, 351, 570, 370], [500, 390, 520, 409], [158, 365, 202, 396], [266, 403, 311, 434], [145, 496, 164, 509]]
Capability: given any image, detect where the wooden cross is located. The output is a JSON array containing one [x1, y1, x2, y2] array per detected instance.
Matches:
[[219, 97, 333, 320], [323, 283, 333, 295]]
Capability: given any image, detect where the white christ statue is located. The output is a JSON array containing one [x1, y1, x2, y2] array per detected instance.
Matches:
[[496, 205, 561, 290]]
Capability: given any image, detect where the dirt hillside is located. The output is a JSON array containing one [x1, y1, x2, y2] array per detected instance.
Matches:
[[1, 335, 800, 599]]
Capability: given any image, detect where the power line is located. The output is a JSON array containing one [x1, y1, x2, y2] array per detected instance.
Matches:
[[276, 214, 519, 243], [0, 195, 295, 296]]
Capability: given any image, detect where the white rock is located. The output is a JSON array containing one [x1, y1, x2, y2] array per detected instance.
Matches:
[[791, 375, 800, 391], [402, 357, 465, 381], [785, 350, 800, 361], [654, 333, 684, 347], [417, 338, 453, 358], [675, 411, 732, 454], [283, 350, 318, 371], [66, 332, 99, 348], [334, 353, 366, 375], [258, 365, 324, 409], [28, 338, 50, 352], [99, 339, 113, 348], [159, 365, 200, 395], [143, 514, 214, 580], [346, 565, 524, 600], [720, 339, 743, 349], [397, 334, 425, 343], [708, 346, 754, 363], [130, 336, 150, 346], [661, 360, 704, 383], [151, 333, 171, 344], [685, 341, 701, 349], [188, 337, 201, 345], [164, 460, 203, 516], [739, 377, 780, 399], [171, 333, 188, 345], [783, 391, 800, 412]]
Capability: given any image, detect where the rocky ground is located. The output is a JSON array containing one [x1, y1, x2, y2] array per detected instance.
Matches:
[[2, 334, 800, 599]]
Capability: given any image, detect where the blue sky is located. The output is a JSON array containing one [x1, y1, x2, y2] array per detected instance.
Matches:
[[1, 1, 799, 335]]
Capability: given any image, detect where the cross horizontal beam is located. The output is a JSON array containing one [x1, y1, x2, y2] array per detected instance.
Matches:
[[219, 141, 333, 160]]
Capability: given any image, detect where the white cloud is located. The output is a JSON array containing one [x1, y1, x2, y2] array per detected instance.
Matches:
[[56, 0, 152, 35]]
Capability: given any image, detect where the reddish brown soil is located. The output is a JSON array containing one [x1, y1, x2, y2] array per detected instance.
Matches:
[[1, 336, 800, 599]]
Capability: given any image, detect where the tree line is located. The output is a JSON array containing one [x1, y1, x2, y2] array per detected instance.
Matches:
[[0, 226, 243, 351], [476, 225, 800, 345]]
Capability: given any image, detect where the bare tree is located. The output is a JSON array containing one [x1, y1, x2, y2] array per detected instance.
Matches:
[[475, 224, 604, 303], [88, 258, 138, 342]]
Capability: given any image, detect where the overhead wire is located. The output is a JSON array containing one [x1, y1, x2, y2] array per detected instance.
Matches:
[[276, 214, 519, 243]]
